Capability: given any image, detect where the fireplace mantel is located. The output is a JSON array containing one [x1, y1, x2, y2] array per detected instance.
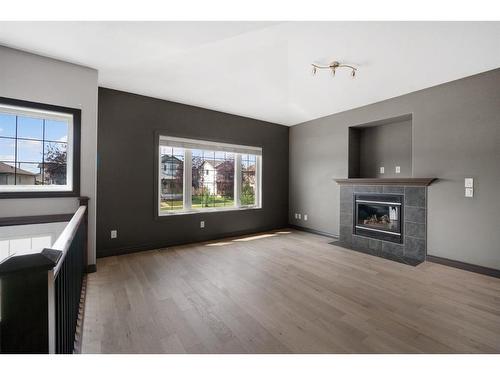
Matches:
[[334, 178, 436, 186]]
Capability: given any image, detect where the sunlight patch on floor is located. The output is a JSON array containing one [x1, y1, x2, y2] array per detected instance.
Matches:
[[233, 233, 277, 242], [205, 241, 232, 247], [204, 230, 292, 247]]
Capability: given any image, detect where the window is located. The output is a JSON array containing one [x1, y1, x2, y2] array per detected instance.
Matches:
[[158, 136, 261, 215], [0, 97, 80, 197]]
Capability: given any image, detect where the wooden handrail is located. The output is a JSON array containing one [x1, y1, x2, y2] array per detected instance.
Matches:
[[52, 205, 86, 277]]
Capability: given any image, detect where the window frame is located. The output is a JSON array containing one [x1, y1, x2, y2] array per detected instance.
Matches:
[[0, 96, 81, 199], [155, 134, 262, 217]]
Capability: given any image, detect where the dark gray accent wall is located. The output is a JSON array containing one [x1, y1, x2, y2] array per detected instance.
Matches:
[[290, 68, 500, 269], [97, 88, 288, 257]]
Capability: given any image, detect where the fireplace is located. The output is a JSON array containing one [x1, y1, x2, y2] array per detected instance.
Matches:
[[335, 180, 434, 265], [354, 194, 403, 243]]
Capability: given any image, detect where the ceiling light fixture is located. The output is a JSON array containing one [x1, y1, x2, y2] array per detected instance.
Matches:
[[311, 61, 357, 78]]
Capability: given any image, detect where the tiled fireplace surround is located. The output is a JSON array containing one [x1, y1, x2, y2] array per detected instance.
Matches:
[[338, 184, 428, 265]]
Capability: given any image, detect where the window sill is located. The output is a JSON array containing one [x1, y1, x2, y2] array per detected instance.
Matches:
[[158, 206, 262, 217]]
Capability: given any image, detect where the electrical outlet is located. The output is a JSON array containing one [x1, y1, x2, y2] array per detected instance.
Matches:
[[465, 178, 474, 188], [304, 214, 308, 221], [465, 188, 474, 198], [110, 230, 117, 239], [395, 166, 401, 174], [200, 220, 205, 228], [379, 167, 385, 174]]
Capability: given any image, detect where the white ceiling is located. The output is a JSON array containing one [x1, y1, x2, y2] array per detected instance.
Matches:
[[0, 21, 499, 126]]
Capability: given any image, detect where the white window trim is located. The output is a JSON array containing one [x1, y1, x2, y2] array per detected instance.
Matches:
[[0, 104, 74, 193], [158, 137, 262, 216], [159, 135, 262, 155]]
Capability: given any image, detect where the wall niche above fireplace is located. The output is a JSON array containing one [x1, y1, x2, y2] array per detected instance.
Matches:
[[348, 114, 413, 178]]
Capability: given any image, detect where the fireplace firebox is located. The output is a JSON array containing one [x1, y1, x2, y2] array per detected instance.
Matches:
[[354, 194, 403, 243]]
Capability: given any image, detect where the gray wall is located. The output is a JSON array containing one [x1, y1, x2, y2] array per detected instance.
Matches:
[[290, 68, 500, 269], [97, 88, 289, 257], [357, 119, 412, 178], [0, 46, 98, 266]]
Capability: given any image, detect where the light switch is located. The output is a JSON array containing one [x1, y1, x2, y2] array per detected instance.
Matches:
[[111, 230, 117, 239], [380, 167, 385, 174], [465, 178, 474, 188], [465, 188, 474, 198], [395, 166, 401, 174]]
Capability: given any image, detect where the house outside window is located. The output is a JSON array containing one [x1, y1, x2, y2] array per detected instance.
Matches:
[[0, 97, 80, 198], [157, 136, 262, 215]]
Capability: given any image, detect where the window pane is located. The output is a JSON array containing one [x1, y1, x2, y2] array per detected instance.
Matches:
[[172, 147, 184, 158], [216, 160, 234, 206], [214, 151, 225, 160], [16, 163, 40, 185], [241, 154, 257, 206], [17, 116, 43, 140], [191, 149, 203, 208], [241, 173, 256, 206], [44, 120, 69, 142], [42, 163, 66, 185], [192, 149, 203, 158], [0, 162, 16, 185], [0, 138, 16, 161], [0, 114, 16, 137], [202, 150, 215, 159], [17, 139, 43, 163], [44, 142, 67, 164], [160, 147, 184, 211], [192, 148, 235, 209]]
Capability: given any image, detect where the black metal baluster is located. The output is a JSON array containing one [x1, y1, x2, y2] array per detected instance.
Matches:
[[53, 220, 86, 354]]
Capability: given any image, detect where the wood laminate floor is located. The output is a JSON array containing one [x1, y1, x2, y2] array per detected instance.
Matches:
[[81, 229, 500, 353]]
